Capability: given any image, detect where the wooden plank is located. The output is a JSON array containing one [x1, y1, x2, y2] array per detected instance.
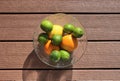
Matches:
[[0, 14, 120, 40], [0, 70, 120, 80], [0, 42, 120, 68], [0, 0, 120, 13], [0, 70, 22, 81]]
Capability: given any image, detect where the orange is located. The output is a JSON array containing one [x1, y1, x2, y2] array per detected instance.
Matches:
[[44, 40, 59, 55], [49, 25, 63, 38], [61, 34, 78, 52]]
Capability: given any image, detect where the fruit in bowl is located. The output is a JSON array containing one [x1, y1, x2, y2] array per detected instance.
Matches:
[[33, 13, 87, 68], [38, 19, 84, 63]]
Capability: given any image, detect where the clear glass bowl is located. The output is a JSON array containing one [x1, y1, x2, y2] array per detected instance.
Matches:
[[33, 13, 87, 68]]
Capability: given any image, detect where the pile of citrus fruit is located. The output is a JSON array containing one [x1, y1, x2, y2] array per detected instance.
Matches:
[[38, 20, 84, 63]]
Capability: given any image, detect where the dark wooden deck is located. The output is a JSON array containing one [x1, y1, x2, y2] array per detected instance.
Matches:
[[0, 0, 120, 81]]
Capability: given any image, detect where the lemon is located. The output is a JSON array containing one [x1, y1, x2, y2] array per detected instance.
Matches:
[[52, 34, 62, 46], [49, 25, 63, 38], [50, 50, 61, 63], [72, 27, 84, 38], [40, 20, 53, 32], [38, 33, 48, 45], [64, 24, 75, 33], [60, 50, 70, 61]]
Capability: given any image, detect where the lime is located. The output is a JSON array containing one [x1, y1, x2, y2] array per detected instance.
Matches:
[[40, 20, 53, 32], [38, 33, 48, 45], [52, 34, 62, 46], [63, 24, 74, 33], [50, 50, 61, 63], [72, 27, 84, 38], [60, 50, 70, 61]]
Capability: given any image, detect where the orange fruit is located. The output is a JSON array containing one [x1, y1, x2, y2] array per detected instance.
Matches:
[[49, 25, 63, 38], [61, 34, 78, 52], [44, 40, 59, 55]]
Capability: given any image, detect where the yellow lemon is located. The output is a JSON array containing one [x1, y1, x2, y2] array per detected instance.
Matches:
[[49, 25, 63, 38]]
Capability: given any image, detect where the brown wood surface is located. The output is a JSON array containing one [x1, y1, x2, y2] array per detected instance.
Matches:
[[0, 14, 120, 40], [0, 0, 120, 13], [0, 42, 119, 68], [0, 0, 120, 80], [0, 70, 120, 80]]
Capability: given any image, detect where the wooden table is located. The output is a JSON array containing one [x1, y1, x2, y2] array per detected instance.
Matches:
[[0, 0, 120, 81]]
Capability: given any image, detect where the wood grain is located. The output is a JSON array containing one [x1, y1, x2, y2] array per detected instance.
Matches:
[[0, 0, 120, 80], [0, 42, 119, 68], [0, 70, 120, 80], [0, 14, 120, 40], [0, 0, 120, 13]]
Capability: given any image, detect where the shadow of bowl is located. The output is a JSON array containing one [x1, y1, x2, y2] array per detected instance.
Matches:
[[22, 50, 73, 81]]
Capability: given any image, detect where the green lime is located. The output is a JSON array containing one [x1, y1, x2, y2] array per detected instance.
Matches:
[[72, 27, 84, 38], [52, 34, 62, 46], [60, 50, 70, 61], [63, 24, 75, 33], [38, 33, 48, 45], [40, 20, 53, 32], [50, 50, 61, 63]]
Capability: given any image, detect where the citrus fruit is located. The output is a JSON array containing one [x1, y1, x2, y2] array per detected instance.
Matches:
[[60, 50, 70, 61], [63, 24, 74, 33], [38, 33, 48, 45], [72, 27, 84, 38], [40, 20, 53, 32], [61, 34, 78, 52], [52, 34, 62, 46], [44, 40, 59, 55], [49, 25, 63, 38], [50, 50, 61, 63]]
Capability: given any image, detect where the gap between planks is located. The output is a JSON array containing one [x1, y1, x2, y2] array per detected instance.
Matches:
[[0, 40, 120, 42], [1, 68, 120, 70], [1, 12, 120, 14]]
